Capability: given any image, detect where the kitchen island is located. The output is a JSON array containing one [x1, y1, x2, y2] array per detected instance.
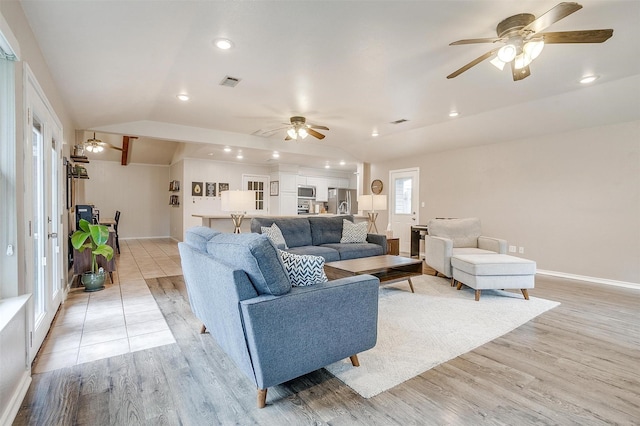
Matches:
[[193, 214, 369, 234]]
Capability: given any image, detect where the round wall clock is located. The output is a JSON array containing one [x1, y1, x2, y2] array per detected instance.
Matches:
[[371, 179, 383, 194]]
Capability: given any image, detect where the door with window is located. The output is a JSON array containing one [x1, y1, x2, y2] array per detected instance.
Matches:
[[25, 67, 64, 362], [389, 168, 420, 254], [242, 174, 269, 214]]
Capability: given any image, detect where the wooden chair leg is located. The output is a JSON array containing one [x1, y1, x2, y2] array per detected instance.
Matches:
[[451, 277, 456, 287], [456, 281, 463, 290], [475, 290, 481, 301], [407, 277, 415, 293], [200, 324, 207, 334], [521, 289, 530, 300], [350, 355, 360, 367], [257, 388, 267, 408]]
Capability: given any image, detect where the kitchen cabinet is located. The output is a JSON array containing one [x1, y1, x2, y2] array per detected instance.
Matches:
[[280, 192, 298, 216], [279, 173, 297, 193], [306, 177, 329, 202]]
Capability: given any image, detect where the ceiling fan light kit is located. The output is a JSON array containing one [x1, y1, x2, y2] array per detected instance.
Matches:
[[447, 2, 613, 81]]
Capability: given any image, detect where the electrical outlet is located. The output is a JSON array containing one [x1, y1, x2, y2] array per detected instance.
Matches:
[[518, 247, 525, 254], [509, 245, 516, 253]]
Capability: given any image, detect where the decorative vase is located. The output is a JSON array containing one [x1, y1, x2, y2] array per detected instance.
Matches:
[[81, 271, 106, 292]]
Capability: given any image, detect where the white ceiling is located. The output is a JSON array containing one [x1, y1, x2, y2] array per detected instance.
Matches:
[[20, 1, 640, 169]]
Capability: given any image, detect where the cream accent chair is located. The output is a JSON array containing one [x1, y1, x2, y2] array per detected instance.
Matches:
[[425, 218, 507, 278]]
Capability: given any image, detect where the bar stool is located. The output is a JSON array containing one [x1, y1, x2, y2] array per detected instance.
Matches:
[[114, 210, 121, 254]]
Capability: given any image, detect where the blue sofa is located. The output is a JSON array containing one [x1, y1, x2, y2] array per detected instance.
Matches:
[[178, 226, 379, 408], [250, 215, 387, 262]]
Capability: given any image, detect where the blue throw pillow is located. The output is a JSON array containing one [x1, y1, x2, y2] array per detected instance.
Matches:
[[278, 250, 328, 287]]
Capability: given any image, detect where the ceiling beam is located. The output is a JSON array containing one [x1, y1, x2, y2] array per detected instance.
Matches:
[[121, 136, 137, 165]]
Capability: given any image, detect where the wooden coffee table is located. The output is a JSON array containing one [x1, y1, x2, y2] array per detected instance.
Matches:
[[324, 255, 423, 293]]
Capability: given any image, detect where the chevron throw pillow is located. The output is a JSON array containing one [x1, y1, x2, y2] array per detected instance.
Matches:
[[278, 250, 328, 287], [340, 219, 368, 243], [261, 223, 288, 249]]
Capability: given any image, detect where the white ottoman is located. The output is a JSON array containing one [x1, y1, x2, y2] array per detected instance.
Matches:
[[451, 254, 536, 301]]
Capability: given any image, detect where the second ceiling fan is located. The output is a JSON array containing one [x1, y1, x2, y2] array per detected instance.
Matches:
[[446, 2, 613, 81], [264, 116, 330, 141]]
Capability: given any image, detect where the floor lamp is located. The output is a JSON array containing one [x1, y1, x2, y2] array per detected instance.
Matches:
[[221, 190, 256, 233], [358, 194, 387, 234]]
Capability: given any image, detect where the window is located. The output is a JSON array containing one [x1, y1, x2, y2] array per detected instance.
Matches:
[[394, 177, 413, 214]]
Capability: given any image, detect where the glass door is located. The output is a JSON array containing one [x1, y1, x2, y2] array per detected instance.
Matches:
[[25, 67, 63, 362], [243, 175, 269, 214], [389, 168, 420, 254]]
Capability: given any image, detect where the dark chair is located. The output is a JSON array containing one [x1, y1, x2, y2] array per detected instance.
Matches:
[[114, 210, 121, 254]]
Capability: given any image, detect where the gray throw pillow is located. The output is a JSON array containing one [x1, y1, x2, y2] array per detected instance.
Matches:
[[340, 219, 368, 243], [261, 223, 288, 249]]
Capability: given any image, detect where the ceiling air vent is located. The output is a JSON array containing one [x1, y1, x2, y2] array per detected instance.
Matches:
[[219, 75, 241, 88], [390, 119, 408, 124]]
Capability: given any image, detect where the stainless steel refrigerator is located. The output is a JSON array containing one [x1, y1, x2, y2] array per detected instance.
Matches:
[[328, 188, 357, 215]]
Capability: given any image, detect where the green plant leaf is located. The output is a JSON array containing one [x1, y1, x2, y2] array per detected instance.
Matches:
[[89, 223, 109, 246], [78, 219, 91, 232], [93, 245, 114, 261], [71, 230, 90, 250]]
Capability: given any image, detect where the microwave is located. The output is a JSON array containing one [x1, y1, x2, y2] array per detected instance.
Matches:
[[297, 185, 316, 199]]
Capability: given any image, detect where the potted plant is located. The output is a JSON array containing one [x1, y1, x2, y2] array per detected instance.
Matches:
[[71, 218, 114, 292]]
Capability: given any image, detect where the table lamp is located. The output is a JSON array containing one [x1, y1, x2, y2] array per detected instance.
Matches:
[[358, 194, 387, 233], [221, 190, 256, 233]]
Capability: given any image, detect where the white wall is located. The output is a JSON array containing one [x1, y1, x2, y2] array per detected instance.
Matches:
[[372, 120, 640, 284], [83, 160, 170, 238], [179, 158, 271, 238]]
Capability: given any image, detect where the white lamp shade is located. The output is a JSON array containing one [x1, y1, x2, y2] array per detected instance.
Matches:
[[372, 194, 387, 211], [221, 190, 256, 212], [358, 194, 387, 211]]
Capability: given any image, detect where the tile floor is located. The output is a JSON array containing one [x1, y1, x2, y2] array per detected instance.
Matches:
[[33, 238, 182, 374]]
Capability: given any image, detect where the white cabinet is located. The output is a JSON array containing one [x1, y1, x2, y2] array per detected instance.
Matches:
[[279, 173, 297, 192], [279, 192, 298, 216], [312, 178, 329, 202], [296, 176, 307, 186]]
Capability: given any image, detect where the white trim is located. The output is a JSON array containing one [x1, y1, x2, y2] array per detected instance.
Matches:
[[0, 11, 20, 60], [536, 269, 640, 290], [0, 371, 31, 426], [120, 236, 172, 241]]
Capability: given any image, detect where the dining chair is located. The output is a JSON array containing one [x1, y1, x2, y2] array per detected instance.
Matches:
[[114, 210, 121, 254]]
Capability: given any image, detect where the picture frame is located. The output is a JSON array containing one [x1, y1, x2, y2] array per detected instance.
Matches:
[[218, 182, 229, 192], [206, 182, 216, 197], [270, 180, 279, 196], [192, 182, 203, 196]]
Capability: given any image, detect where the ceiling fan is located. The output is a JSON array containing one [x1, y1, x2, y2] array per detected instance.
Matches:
[[83, 132, 122, 153], [262, 116, 330, 141], [446, 2, 613, 81]]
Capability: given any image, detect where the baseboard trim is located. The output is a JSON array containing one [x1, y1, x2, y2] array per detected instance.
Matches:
[[0, 371, 31, 426], [536, 269, 640, 290], [119, 236, 171, 241]]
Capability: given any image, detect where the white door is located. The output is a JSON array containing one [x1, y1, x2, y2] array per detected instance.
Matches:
[[25, 67, 64, 362], [243, 174, 269, 214], [389, 168, 420, 254]]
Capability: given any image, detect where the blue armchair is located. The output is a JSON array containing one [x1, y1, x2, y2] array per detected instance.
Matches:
[[178, 227, 379, 408]]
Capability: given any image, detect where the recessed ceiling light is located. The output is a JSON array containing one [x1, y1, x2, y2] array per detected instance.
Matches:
[[324, 164, 330, 169], [236, 154, 243, 159], [449, 111, 459, 117], [272, 151, 280, 158], [214, 38, 233, 50], [339, 160, 345, 166], [208, 153, 214, 156], [223, 147, 232, 152], [176, 94, 189, 101], [371, 131, 379, 137], [580, 75, 599, 84]]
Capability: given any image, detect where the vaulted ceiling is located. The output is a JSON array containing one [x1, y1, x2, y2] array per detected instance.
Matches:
[[20, 0, 640, 169]]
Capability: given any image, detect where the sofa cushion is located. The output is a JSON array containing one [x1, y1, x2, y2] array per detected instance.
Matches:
[[428, 217, 481, 248], [207, 233, 291, 296], [251, 217, 312, 248], [278, 250, 328, 287], [340, 219, 368, 243], [261, 223, 288, 249], [308, 215, 353, 245], [321, 242, 385, 260], [286, 245, 341, 262], [185, 226, 221, 252]]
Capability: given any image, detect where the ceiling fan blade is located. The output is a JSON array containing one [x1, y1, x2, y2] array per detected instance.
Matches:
[[450, 37, 504, 45], [447, 49, 498, 79], [284, 134, 292, 141], [306, 128, 326, 140], [511, 61, 531, 81], [308, 124, 329, 130], [540, 29, 613, 44], [105, 142, 123, 152], [521, 2, 582, 35]]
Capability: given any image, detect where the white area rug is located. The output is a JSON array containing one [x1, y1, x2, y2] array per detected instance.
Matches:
[[325, 274, 560, 398]]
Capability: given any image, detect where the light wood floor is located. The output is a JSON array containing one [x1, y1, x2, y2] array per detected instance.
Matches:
[[14, 242, 640, 425]]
